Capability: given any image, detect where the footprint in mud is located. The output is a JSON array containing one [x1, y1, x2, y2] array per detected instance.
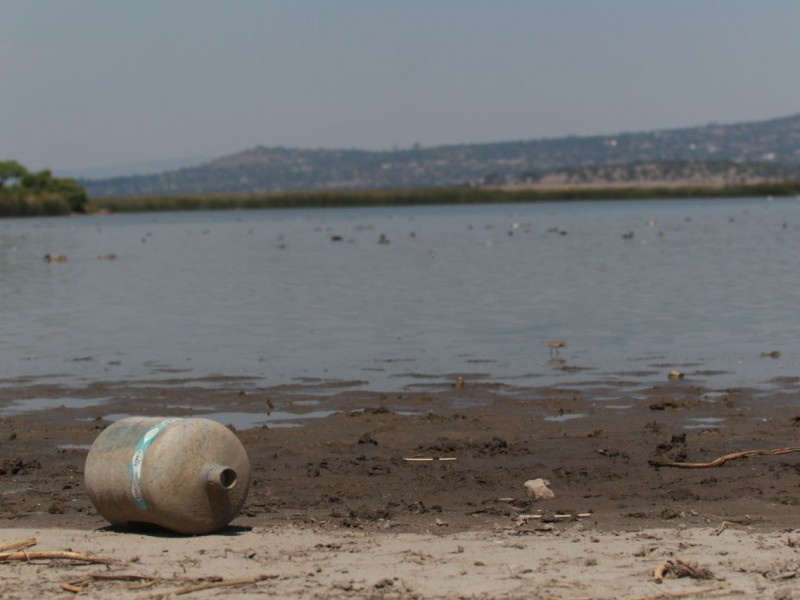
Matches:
[[653, 433, 688, 462]]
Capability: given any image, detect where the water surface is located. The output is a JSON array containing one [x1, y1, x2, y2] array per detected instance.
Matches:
[[1, 197, 798, 391]]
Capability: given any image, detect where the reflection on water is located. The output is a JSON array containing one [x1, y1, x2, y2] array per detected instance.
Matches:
[[102, 409, 339, 430], [0, 397, 109, 416], [1, 198, 799, 391]]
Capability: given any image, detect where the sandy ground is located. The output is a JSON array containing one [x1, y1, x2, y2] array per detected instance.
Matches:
[[3, 525, 800, 599], [3, 374, 800, 597]]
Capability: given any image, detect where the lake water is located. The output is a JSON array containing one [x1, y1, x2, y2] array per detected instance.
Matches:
[[1, 197, 798, 392]]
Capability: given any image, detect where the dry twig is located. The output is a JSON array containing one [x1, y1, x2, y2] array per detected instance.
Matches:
[[516, 512, 592, 525], [0, 537, 36, 553], [137, 574, 277, 599], [713, 521, 737, 536], [61, 573, 225, 594], [632, 584, 727, 599], [653, 559, 714, 583], [0, 550, 119, 564], [649, 446, 800, 469]]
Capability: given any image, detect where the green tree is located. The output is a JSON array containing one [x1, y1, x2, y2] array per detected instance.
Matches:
[[0, 160, 27, 188], [0, 161, 88, 215], [20, 168, 54, 190], [50, 177, 88, 212]]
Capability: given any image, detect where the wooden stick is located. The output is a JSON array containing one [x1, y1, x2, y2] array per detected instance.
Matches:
[[713, 521, 737, 536], [76, 573, 222, 583], [172, 574, 277, 595], [75, 574, 160, 583], [632, 584, 727, 599], [0, 550, 119, 564], [62, 573, 222, 594], [65, 574, 154, 589], [403, 457, 457, 461], [649, 447, 800, 469], [137, 574, 277, 599], [517, 512, 593, 522], [129, 581, 158, 591], [0, 537, 36, 553]]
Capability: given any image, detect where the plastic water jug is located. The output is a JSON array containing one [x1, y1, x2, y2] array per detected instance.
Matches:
[[84, 417, 251, 534]]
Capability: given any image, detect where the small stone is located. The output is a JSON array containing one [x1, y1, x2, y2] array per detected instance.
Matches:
[[524, 478, 556, 501]]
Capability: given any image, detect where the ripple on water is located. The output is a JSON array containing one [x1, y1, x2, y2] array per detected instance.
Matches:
[[101, 409, 340, 430], [0, 397, 109, 417]]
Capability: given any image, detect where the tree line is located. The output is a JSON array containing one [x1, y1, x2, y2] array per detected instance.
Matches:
[[0, 160, 88, 217]]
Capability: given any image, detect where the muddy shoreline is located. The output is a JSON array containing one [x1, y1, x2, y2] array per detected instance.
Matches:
[[3, 373, 800, 535]]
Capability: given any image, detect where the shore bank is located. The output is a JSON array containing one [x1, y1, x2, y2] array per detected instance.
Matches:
[[2, 376, 800, 597], [3, 525, 797, 598], [85, 182, 800, 215]]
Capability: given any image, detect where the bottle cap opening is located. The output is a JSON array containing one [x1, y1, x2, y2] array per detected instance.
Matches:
[[218, 468, 237, 490], [206, 465, 238, 491]]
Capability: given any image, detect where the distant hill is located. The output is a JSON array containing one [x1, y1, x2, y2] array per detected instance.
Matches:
[[506, 159, 800, 189], [82, 113, 800, 197]]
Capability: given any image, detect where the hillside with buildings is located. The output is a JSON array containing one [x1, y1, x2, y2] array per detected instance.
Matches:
[[83, 113, 800, 197]]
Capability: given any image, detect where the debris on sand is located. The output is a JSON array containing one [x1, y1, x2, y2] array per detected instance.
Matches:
[[653, 558, 714, 583], [650, 446, 800, 469], [524, 478, 555, 501]]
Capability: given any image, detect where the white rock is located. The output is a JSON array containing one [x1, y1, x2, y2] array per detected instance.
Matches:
[[524, 478, 555, 501]]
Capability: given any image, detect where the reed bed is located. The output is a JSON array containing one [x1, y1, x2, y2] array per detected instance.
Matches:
[[86, 182, 800, 214], [0, 193, 72, 217], [4, 181, 800, 217]]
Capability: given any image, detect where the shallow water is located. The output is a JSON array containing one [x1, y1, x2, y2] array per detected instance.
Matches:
[[0, 396, 109, 417], [1, 197, 798, 391], [101, 409, 339, 429]]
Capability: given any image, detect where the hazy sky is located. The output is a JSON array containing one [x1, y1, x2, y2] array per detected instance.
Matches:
[[3, 1, 800, 172]]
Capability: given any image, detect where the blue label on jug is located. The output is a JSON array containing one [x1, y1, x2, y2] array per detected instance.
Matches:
[[129, 418, 182, 511]]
